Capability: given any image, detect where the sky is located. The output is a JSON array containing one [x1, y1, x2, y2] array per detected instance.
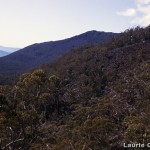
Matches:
[[0, 0, 150, 49]]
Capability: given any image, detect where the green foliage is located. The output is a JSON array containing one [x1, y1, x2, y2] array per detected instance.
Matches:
[[0, 26, 150, 149]]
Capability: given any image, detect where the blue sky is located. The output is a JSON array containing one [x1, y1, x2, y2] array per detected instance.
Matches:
[[0, 0, 150, 48]]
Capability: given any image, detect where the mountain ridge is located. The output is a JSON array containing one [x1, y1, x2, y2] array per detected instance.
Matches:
[[0, 31, 117, 76]]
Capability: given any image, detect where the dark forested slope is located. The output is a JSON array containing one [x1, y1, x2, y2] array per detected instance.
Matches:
[[0, 31, 116, 75], [0, 26, 150, 149]]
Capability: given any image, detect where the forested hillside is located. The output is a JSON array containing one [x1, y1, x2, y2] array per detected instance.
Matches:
[[0, 31, 116, 85], [0, 26, 150, 149]]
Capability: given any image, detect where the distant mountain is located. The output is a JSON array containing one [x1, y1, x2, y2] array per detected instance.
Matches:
[[0, 46, 19, 53], [0, 50, 10, 57], [0, 31, 117, 79]]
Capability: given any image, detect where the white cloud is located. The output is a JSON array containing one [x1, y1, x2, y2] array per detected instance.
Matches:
[[132, 14, 150, 26], [117, 0, 150, 26], [117, 8, 136, 17], [136, 0, 150, 5], [137, 4, 150, 14]]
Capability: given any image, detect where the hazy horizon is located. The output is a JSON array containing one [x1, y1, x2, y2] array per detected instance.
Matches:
[[0, 0, 150, 47], [0, 30, 116, 50], [0, 29, 112, 47]]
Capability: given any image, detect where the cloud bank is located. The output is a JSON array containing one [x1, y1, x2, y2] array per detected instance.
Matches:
[[117, 0, 150, 26], [117, 8, 136, 17]]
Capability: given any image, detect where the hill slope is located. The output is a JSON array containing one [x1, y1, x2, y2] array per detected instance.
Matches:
[[1, 26, 150, 149], [0, 31, 116, 76]]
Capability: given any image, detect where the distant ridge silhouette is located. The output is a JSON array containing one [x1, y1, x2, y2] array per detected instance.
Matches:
[[0, 31, 116, 75]]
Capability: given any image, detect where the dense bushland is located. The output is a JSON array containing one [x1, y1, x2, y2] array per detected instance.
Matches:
[[0, 26, 150, 149]]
